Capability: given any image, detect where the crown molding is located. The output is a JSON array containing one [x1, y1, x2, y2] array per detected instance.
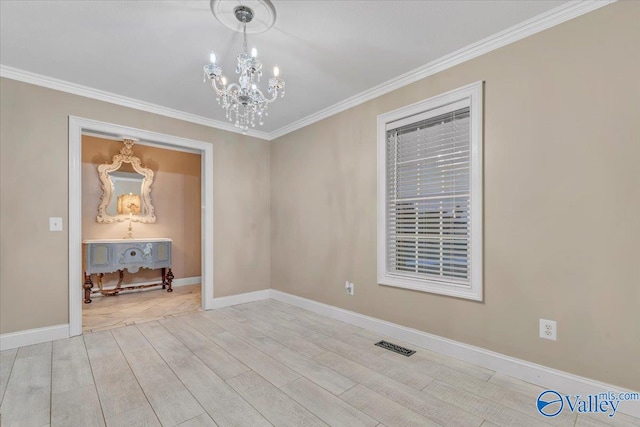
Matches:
[[0, 65, 271, 141], [268, 0, 616, 140], [0, 1, 615, 142]]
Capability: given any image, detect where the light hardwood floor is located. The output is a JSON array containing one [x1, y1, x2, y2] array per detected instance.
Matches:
[[1, 299, 639, 427], [82, 284, 201, 333]]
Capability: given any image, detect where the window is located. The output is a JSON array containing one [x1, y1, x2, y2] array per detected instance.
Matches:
[[377, 82, 483, 300]]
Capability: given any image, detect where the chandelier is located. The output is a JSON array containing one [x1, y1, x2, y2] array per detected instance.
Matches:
[[203, 4, 285, 133]]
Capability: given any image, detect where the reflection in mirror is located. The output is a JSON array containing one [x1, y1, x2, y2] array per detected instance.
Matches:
[[106, 171, 146, 216], [96, 138, 156, 224]]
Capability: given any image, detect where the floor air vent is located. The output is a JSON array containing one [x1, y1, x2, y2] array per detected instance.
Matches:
[[375, 340, 415, 356]]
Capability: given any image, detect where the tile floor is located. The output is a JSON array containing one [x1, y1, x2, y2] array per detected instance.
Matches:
[[82, 284, 201, 333], [1, 299, 638, 426]]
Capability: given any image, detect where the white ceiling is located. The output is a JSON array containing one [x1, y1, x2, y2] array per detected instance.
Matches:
[[1, 0, 569, 135]]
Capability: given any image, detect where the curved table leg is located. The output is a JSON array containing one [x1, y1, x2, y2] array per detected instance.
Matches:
[[83, 273, 93, 303], [166, 268, 174, 292]]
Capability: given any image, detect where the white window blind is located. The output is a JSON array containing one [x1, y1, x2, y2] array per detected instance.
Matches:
[[386, 106, 471, 284], [377, 81, 483, 300]]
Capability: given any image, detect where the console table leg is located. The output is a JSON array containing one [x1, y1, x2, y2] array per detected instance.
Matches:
[[161, 267, 166, 289], [83, 273, 93, 303], [166, 268, 174, 292]]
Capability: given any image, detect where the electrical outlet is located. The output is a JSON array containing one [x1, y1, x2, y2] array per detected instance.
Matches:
[[540, 319, 557, 341], [345, 281, 354, 296]]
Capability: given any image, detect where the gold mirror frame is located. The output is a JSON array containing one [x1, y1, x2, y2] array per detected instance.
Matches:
[[96, 139, 156, 224]]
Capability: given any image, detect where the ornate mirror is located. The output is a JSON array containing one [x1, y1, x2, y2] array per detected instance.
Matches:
[[96, 139, 156, 223]]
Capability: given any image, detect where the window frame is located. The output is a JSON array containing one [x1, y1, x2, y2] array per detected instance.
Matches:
[[377, 81, 484, 301]]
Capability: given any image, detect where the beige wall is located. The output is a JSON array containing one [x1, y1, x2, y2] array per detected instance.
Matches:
[[82, 135, 201, 285], [270, 2, 640, 390], [0, 79, 271, 334]]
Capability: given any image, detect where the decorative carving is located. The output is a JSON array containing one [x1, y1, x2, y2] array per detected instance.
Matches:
[[166, 268, 174, 292], [83, 273, 94, 303], [96, 138, 156, 224], [87, 269, 174, 299]]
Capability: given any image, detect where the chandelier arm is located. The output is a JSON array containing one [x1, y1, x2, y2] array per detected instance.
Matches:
[[225, 82, 242, 91], [210, 79, 224, 95], [252, 88, 279, 104]]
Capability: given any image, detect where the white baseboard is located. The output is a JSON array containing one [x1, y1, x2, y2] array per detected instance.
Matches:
[[173, 276, 201, 287], [0, 324, 69, 351], [211, 289, 271, 309], [89, 276, 201, 297], [269, 290, 640, 418], [209, 289, 271, 309]]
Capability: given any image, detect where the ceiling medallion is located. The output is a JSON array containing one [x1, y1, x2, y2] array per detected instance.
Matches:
[[204, 0, 285, 133]]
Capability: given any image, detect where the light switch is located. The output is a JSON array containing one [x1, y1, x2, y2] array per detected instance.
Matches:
[[49, 217, 63, 231]]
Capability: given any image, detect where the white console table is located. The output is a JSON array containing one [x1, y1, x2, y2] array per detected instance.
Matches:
[[83, 238, 173, 303]]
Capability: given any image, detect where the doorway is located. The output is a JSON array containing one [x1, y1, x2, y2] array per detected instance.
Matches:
[[81, 134, 201, 332], [68, 116, 214, 336]]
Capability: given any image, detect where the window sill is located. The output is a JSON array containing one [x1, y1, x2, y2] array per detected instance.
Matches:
[[378, 274, 483, 301]]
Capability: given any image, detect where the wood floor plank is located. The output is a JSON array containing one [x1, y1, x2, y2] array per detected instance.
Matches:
[[138, 320, 271, 427], [315, 351, 482, 427], [16, 341, 52, 358], [227, 305, 331, 358], [305, 331, 433, 389], [112, 325, 205, 426], [237, 302, 436, 390], [210, 331, 300, 387], [160, 317, 250, 380], [378, 345, 492, 390], [0, 348, 17, 407], [84, 331, 151, 419], [52, 335, 94, 394], [364, 330, 495, 381], [200, 310, 263, 341], [269, 304, 389, 356], [423, 380, 550, 427], [341, 384, 440, 427], [216, 306, 252, 323], [104, 403, 161, 427], [226, 371, 328, 427], [196, 309, 355, 395], [177, 412, 219, 426], [487, 373, 545, 397], [0, 342, 52, 427], [279, 303, 495, 382], [136, 321, 192, 363], [575, 414, 640, 427], [179, 312, 227, 340], [267, 301, 490, 385], [245, 334, 356, 395], [281, 377, 377, 427], [421, 366, 575, 427], [110, 324, 154, 353], [374, 342, 574, 427], [234, 303, 433, 390], [51, 384, 105, 427]]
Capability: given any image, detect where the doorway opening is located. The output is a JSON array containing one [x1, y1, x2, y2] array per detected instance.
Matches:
[[81, 134, 201, 332], [68, 117, 214, 336]]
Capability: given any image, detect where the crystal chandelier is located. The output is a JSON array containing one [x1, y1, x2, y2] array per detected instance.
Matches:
[[203, 5, 285, 133]]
